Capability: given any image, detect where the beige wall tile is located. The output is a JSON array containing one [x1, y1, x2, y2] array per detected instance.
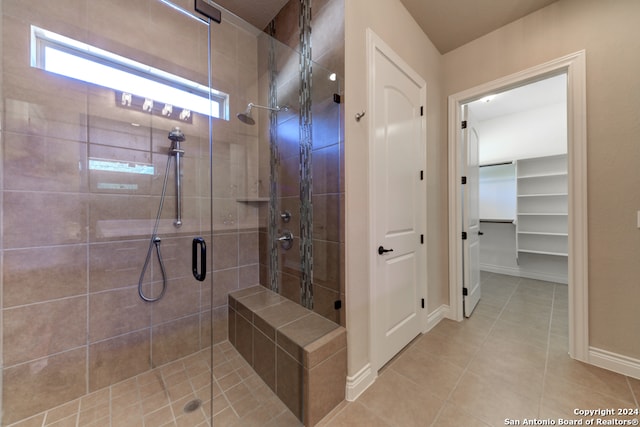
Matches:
[[313, 194, 341, 243], [3, 348, 86, 425], [3, 133, 88, 192], [3, 245, 87, 307], [3, 192, 87, 248], [212, 268, 239, 308], [212, 233, 239, 270], [239, 232, 259, 265], [305, 348, 346, 426], [211, 306, 229, 345], [235, 313, 253, 365], [239, 264, 260, 288], [89, 240, 148, 292], [253, 328, 276, 391], [4, 296, 87, 366], [152, 314, 201, 366], [312, 284, 340, 325], [276, 347, 303, 420], [312, 144, 340, 196], [151, 277, 201, 325], [89, 287, 151, 342]]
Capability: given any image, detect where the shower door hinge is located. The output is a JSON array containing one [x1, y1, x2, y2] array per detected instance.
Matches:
[[420, 234, 424, 244], [420, 106, 424, 116], [421, 298, 425, 309], [334, 300, 342, 310], [463, 287, 468, 296], [462, 232, 467, 240], [461, 176, 467, 184], [195, 0, 222, 23], [420, 170, 424, 180], [333, 93, 341, 104], [461, 120, 467, 129]]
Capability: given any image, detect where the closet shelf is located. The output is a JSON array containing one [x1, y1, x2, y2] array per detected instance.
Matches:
[[515, 154, 568, 260], [518, 212, 567, 216], [518, 231, 568, 237], [518, 249, 568, 257], [517, 172, 567, 179], [517, 193, 568, 197]]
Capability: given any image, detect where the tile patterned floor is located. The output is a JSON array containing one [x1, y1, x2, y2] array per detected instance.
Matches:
[[10, 273, 640, 427], [9, 341, 301, 427], [319, 272, 640, 427]]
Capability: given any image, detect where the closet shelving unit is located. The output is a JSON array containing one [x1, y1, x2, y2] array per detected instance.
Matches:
[[515, 154, 568, 258]]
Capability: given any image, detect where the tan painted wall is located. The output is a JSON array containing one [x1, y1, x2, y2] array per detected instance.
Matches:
[[344, 0, 446, 376], [345, 0, 640, 379], [443, 0, 640, 360]]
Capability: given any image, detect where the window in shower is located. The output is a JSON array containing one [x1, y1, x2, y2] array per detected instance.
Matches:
[[30, 25, 229, 120]]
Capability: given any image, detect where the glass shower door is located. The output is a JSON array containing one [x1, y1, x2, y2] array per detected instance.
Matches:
[[1, 1, 216, 425]]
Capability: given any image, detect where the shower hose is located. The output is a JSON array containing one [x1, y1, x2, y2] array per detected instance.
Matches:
[[138, 155, 173, 302]]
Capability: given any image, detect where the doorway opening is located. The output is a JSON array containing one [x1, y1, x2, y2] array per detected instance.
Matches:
[[447, 51, 589, 362], [466, 73, 568, 319]]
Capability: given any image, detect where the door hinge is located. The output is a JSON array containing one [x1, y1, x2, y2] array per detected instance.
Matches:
[[420, 106, 424, 116], [461, 120, 467, 129], [462, 288, 468, 296], [420, 234, 424, 244], [421, 298, 425, 309], [420, 170, 424, 180], [333, 93, 341, 104], [462, 231, 467, 240], [461, 176, 467, 185], [334, 300, 342, 310]]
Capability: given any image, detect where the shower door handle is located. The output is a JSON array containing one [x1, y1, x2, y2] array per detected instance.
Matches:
[[192, 237, 206, 282]]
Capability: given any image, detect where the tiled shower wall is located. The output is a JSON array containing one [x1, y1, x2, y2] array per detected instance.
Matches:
[[0, 1, 262, 424], [259, 0, 346, 326]]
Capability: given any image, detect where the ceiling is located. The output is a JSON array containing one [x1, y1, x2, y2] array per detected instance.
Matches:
[[211, 0, 559, 54], [467, 73, 567, 122], [210, 0, 290, 31], [399, 0, 559, 53]]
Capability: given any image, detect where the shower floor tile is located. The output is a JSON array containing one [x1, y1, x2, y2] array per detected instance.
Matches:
[[8, 341, 301, 427]]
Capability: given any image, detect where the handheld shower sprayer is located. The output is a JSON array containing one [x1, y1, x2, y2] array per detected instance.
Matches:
[[168, 127, 185, 228], [138, 127, 187, 303], [237, 102, 288, 125]]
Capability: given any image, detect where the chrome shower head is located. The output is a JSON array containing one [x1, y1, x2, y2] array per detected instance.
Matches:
[[236, 102, 288, 125], [168, 127, 185, 142], [237, 105, 255, 125]]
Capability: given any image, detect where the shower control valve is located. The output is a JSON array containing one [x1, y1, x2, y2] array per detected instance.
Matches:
[[280, 210, 292, 223], [278, 230, 294, 250]]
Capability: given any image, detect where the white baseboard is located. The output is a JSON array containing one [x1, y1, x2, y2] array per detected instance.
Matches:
[[425, 304, 450, 333], [589, 347, 640, 380], [480, 263, 568, 284], [345, 363, 376, 401]]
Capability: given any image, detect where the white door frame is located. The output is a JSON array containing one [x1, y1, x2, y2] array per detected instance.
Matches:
[[447, 51, 589, 362], [367, 28, 428, 373]]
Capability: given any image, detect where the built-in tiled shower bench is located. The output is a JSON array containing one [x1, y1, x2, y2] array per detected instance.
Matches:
[[228, 286, 346, 426]]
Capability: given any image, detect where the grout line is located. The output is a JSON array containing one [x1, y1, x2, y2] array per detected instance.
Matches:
[[429, 273, 522, 427], [627, 377, 640, 408], [539, 282, 558, 418]]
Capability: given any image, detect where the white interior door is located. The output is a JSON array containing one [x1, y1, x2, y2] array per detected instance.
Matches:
[[462, 105, 481, 317], [371, 33, 426, 371]]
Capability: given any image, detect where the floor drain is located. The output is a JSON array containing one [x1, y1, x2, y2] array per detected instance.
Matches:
[[183, 399, 202, 413]]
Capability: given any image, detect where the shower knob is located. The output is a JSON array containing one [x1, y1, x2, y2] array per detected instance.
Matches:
[[280, 210, 292, 223]]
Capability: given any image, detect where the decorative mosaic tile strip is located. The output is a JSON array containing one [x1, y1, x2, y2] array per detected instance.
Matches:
[[267, 20, 280, 294], [299, 0, 314, 309]]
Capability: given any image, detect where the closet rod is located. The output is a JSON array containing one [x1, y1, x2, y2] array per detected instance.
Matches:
[[480, 219, 515, 224], [479, 161, 514, 168]]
